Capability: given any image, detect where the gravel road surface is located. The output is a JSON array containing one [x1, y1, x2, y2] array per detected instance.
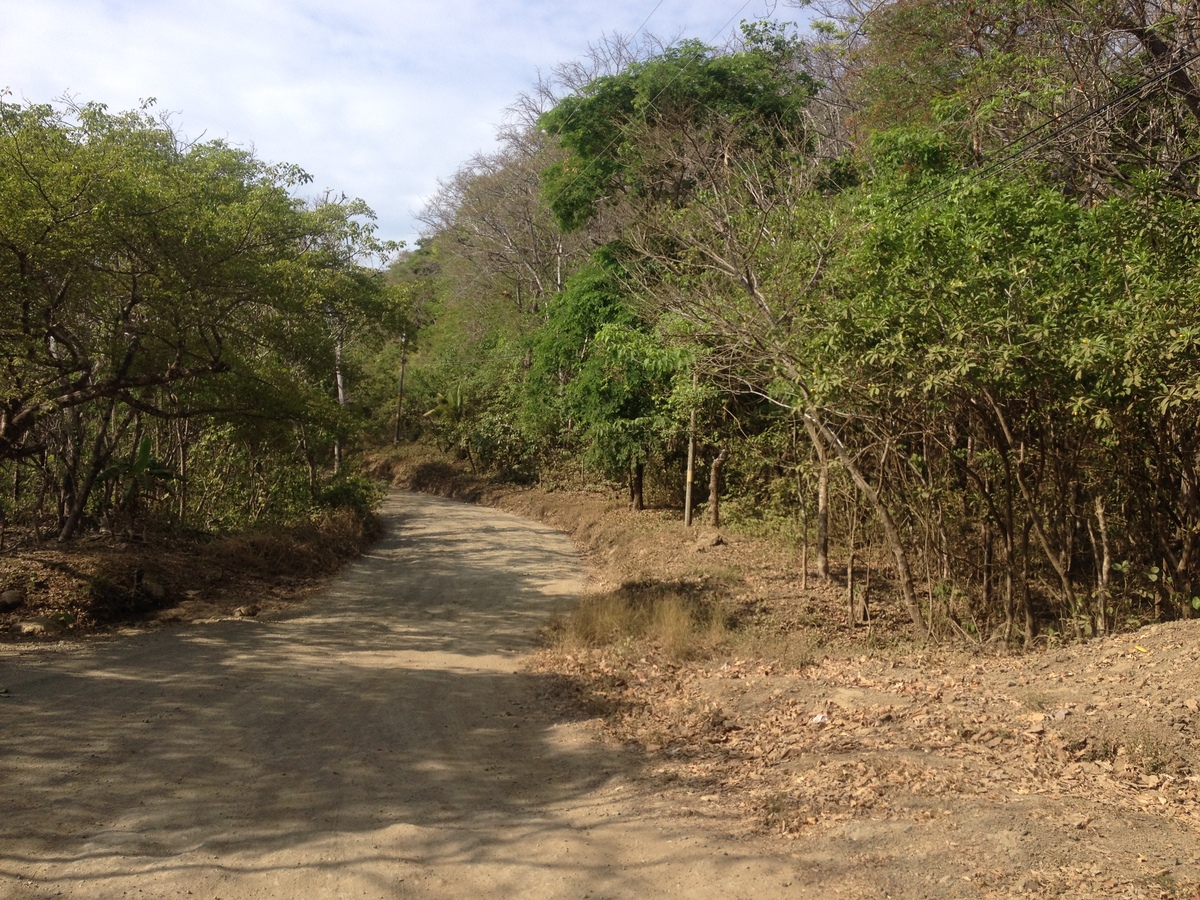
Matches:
[[0, 492, 799, 899]]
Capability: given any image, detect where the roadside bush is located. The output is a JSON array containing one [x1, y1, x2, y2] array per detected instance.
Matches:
[[315, 474, 385, 520]]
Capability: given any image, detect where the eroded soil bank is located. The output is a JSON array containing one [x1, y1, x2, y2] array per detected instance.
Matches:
[[491, 485, 1200, 899]]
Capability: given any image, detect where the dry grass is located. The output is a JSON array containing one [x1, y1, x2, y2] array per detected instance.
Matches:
[[1061, 717, 1193, 777], [551, 580, 731, 661], [725, 626, 824, 671], [206, 508, 379, 580]]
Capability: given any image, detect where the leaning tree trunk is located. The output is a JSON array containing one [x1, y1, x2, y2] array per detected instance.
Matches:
[[59, 402, 134, 541], [807, 408, 929, 640]]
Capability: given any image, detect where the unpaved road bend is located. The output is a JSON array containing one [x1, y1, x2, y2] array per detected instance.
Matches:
[[0, 492, 805, 899]]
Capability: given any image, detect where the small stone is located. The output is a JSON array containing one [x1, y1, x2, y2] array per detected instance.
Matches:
[[0, 589, 27, 612], [233, 605, 259, 618]]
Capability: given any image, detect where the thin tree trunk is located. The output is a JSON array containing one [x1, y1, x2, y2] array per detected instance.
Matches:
[[807, 408, 928, 639], [684, 378, 697, 526], [803, 417, 830, 580], [1091, 494, 1113, 632], [393, 334, 408, 444], [175, 416, 189, 525], [334, 324, 347, 475], [630, 460, 644, 511], [847, 500, 858, 626], [982, 390, 1074, 610], [708, 447, 727, 528], [1022, 517, 1036, 646], [797, 466, 809, 592]]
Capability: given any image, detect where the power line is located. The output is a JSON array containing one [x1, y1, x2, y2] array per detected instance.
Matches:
[[631, 0, 667, 44], [899, 49, 1200, 213]]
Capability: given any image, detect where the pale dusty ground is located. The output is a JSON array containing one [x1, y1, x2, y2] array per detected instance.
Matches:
[[500, 490, 1200, 899], [0, 492, 804, 899]]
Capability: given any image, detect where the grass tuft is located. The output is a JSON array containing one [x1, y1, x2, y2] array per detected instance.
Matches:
[[556, 580, 730, 661]]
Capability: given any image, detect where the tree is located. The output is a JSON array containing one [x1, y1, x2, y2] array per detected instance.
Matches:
[[539, 24, 818, 232], [0, 97, 393, 538]]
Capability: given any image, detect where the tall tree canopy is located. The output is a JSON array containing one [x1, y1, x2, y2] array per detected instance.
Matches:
[[0, 98, 394, 537]]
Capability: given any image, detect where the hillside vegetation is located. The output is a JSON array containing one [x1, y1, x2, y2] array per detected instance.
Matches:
[[389, 2, 1200, 646]]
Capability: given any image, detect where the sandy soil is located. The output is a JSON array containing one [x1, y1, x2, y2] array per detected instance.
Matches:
[[0, 491, 802, 899]]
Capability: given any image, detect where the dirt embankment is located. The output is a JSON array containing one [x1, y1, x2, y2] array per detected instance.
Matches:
[[0, 509, 378, 640]]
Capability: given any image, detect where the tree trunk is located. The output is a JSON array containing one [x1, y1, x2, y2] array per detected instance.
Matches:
[[983, 390, 1075, 611], [708, 448, 727, 528], [58, 402, 132, 541], [333, 324, 347, 475], [175, 415, 190, 525], [846, 502, 858, 626], [803, 417, 830, 580], [797, 466, 809, 591], [691, 374, 700, 528], [807, 408, 929, 639], [684, 380, 697, 526], [630, 460, 645, 511], [393, 334, 408, 444], [1022, 517, 1036, 647]]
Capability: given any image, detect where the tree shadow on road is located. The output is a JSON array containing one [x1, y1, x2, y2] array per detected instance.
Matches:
[[0, 492, 846, 897]]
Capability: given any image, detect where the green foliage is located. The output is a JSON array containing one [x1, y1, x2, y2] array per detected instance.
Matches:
[[400, 5, 1200, 639], [522, 250, 686, 485], [523, 250, 637, 437], [315, 474, 385, 519], [0, 96, 393, 538], [866, 127, 961, 180], [98, 436, 177, 522], [539, 30, 816, 230]]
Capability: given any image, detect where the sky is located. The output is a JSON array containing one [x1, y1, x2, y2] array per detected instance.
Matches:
[[1, 0, 805, 250]]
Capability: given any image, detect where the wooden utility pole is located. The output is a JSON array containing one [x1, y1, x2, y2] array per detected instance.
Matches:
[[684, 373, 697, 526]]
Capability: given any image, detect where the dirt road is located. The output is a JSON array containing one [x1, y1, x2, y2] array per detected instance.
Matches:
[[0, 492, 803, 899]]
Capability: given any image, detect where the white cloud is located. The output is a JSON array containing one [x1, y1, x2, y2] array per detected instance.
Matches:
[[0, 0, 801, 247]]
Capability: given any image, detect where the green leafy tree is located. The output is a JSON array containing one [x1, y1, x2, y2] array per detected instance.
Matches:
[[0, 97, 393, 538]]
